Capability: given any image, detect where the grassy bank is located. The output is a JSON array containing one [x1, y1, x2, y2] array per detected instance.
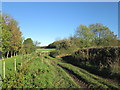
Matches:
[[2, 54, 79, 88], [46, 56, 120, 89]]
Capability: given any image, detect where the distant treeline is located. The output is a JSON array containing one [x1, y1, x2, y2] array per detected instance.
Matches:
[[47, 23, 120, 54]]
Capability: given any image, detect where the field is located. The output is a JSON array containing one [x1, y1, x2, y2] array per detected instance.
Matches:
[[1, 49, 120, 89], [36, 49, 55, 52]]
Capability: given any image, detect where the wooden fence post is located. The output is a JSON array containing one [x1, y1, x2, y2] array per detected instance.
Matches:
[[3, 58, 5, 79], [0, 58, 2, 88], [14, 59, 16, 71]]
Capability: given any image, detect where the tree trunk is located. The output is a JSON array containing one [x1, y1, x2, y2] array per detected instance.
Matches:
[[11, 51, 12, 58], [7, 51, 9, 58], [15, 52, 17, 56], [14, 51, 16, 56]]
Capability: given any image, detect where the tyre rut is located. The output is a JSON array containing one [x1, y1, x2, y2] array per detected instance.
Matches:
[[57, 63, 88, 88], [49, 58, 89, 88]]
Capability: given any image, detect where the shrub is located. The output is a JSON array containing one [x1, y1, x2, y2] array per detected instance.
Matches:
[[49, 50, 60, 58], [71, 47, 120, 82], [88, 47, 120, 68], [72, 49, 89, 64], [72, 47, 120, 68]]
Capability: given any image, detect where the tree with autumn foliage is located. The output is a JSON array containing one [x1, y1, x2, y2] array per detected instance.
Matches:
[[1, 14, 23, 57], [8, 18, 23, 56]]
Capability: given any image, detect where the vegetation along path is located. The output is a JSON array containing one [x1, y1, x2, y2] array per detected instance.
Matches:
[[47, 57, 88, 88], [57, 63, 88, 88], [46, 56, 120, 89], [1, 53, 120, 89]]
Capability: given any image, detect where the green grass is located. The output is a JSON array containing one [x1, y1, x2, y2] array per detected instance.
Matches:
[[37, 49, 55, 52], [2, 53, 120, 88], [1, 55, 30, 76], [46, 56, 120, 89], [2, 54, 80, 88]]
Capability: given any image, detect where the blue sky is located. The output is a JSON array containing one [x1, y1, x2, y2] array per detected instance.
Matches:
[[2, 2, 118, 46]]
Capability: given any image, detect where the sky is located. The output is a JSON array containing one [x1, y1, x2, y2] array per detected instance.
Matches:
[[2, 2, 118, 46], [2, 0, 120, 2]]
